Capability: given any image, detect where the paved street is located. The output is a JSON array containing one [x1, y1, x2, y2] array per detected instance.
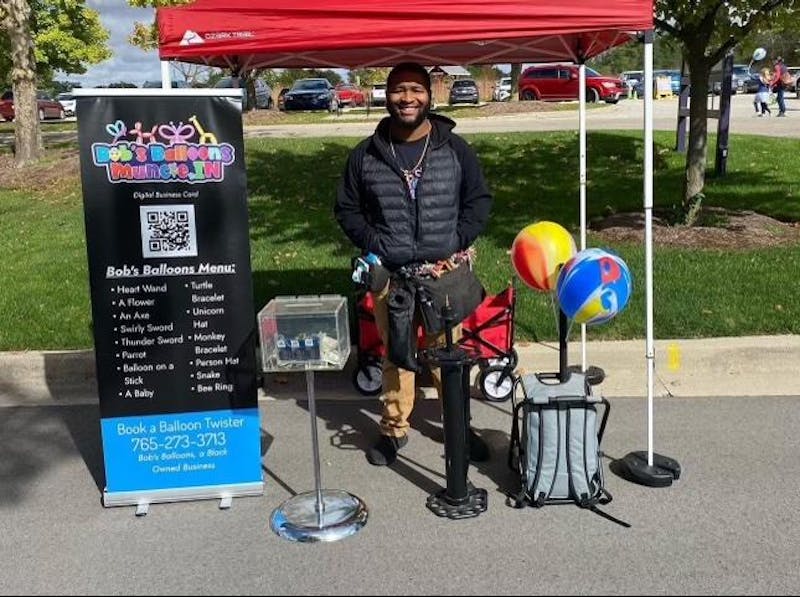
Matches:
[[1, 394, 800, 595]]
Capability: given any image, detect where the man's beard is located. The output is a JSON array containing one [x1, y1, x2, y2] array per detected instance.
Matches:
[[388, 102, 431, 130]]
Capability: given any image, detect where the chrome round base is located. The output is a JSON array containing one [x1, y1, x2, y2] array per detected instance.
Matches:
[[270, 489, 368, 543]]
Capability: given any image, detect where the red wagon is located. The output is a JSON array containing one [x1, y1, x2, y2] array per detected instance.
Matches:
[[352, 283, 518, 401]]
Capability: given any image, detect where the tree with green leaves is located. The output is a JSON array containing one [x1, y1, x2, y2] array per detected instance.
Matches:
[[655, 0, 798, 224], [0, 0, 110, 166]]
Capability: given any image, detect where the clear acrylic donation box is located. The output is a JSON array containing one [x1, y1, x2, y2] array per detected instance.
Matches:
[[258, 295, 351, 373]]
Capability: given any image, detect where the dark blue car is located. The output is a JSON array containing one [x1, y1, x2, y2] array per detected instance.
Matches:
[[283, 78, 339, 112]]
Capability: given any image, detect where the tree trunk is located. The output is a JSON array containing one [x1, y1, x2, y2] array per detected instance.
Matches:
[[683, 57, 712, 220], [7, 0, 42, 167], [509, 64, 522, 102]]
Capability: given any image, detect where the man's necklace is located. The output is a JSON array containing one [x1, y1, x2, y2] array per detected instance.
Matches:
[[389, 129, 431, 186]]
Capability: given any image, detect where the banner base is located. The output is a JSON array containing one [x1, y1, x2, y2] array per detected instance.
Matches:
[[103, 481, 264, 508]]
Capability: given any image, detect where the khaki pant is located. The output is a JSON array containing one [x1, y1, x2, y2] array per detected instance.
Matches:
[[372, 282, 461, 438]]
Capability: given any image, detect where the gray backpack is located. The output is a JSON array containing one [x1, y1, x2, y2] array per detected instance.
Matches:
[[508, 372, 624, 523]]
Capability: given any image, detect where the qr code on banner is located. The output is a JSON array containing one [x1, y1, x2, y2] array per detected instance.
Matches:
[[139, 205, 198, 258]]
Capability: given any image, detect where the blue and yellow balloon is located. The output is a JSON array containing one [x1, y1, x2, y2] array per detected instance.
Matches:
[[556, 248, 632, 325]]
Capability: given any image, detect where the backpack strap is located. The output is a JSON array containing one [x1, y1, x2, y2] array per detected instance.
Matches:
[[507, 378, 531, 508], [530, 404, 561, 506]]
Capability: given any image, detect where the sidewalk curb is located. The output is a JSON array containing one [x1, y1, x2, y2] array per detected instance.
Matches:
[[1, 335, 797, 407]]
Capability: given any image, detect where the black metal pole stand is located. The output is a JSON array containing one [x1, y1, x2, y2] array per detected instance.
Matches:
[[560, 308, 607, 387], [558, 309, 569, 382], [424, 305, 488, 519]]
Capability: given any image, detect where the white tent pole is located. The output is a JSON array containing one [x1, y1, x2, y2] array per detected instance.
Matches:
[[643, 31, 655, 467], [161, 61, 172, 90], [617, 29, 680, 488], [578, 62, 587, 372]]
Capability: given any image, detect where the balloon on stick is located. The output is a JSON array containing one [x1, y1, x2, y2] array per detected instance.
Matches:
[[556, 248, 632, 325], [510, 221, 576, 292]]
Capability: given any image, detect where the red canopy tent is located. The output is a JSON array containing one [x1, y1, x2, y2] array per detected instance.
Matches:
[[157, 1, 673, 486], [157, 0, 651, 70]]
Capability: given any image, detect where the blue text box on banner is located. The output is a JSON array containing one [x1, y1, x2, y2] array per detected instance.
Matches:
[[101, 408, 262, 492]]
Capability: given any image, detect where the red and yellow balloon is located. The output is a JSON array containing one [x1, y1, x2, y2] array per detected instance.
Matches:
[[511, 221, 577, 292]]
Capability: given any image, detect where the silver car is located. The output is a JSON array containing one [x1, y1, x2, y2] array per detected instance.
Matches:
[[370, 83, 386, 106], [214, 77, 273, 110], [57, 92, 76, 117]]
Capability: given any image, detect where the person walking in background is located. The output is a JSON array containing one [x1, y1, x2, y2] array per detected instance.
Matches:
[[334, 62, 493, 466], [769, 57, 788, 117], [755, 68, 772, 117]]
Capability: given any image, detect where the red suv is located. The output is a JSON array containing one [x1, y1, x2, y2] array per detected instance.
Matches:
[[518, 65, 624, 104], [334, 83, 366, 107]]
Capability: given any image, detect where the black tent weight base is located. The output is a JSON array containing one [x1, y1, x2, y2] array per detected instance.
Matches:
[[617, 451, 681, 487]]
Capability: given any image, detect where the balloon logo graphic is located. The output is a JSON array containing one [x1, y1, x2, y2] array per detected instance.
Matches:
[[556, 248, 632, 325], [510, 221, 576, 292]]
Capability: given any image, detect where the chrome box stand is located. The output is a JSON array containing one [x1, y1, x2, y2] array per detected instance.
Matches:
[[260, 295, 367, 543], [270, 368, 368, 542]]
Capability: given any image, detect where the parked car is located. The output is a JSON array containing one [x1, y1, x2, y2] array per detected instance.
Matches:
[[370, 83, 386, 106], [709, 64, 752, 95], [518, 64, 624, 103], [56, 92, 76, 117], [214, 77, 273, 110], [0, 90, 65, 121], [492, 76, 512, 101], [334, 83, 366, 107], [786, 66, 799, 96], [449, 78, 480, 105], [277, 87, 289, 111], [282, 78, 338, 112], [742, 71, 763, 94]]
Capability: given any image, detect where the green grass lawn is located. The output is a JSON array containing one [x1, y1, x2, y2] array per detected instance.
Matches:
[[1, 130, 798, 350]]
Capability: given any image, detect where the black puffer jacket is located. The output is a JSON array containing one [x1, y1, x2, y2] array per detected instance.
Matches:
[[335, 114, 492, 271]]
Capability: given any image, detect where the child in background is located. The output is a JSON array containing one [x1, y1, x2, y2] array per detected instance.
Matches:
[[755, 68, 772, 116]]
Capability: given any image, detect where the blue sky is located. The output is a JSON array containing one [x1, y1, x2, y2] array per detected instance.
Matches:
[[69, 1, 164, 87]]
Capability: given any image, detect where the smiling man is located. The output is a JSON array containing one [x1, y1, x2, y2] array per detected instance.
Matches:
[[334, 62, 493, 466]]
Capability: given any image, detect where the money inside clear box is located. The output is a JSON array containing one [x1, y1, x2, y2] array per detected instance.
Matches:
[[258, 295, 350, 372]]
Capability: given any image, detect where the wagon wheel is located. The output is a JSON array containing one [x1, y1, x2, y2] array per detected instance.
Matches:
[[479, 365, 514, 402], [353, 360, 382, 396]]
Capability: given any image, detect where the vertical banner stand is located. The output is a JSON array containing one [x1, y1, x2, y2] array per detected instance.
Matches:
[[425, 305, 487, 519], [270, 368, 368, 542]]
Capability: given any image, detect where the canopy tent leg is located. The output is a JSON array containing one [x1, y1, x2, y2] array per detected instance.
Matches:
[[160, 61, 172, 90], [578, 62, 588, 373], [619, 29, 681, 487]]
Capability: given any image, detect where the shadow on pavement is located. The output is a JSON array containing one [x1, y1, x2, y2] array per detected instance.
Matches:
[[0, 404, 105, 505]]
